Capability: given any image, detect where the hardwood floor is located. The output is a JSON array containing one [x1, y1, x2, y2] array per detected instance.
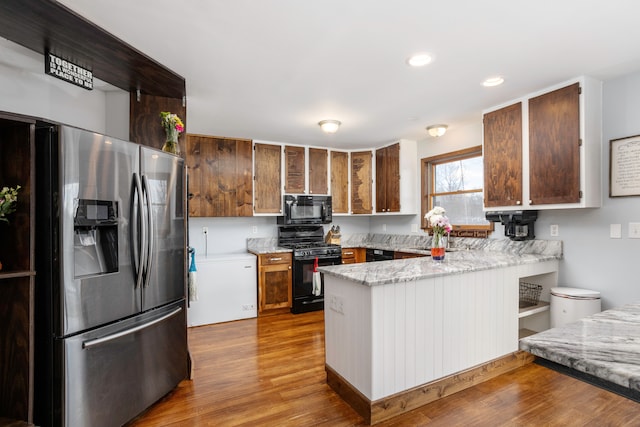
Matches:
[[128, 311, 640, 426]]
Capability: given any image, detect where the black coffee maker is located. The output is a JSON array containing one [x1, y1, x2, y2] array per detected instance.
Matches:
[[485, 210, 538, 241]]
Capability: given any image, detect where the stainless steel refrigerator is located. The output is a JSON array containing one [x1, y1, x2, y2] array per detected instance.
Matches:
[[34, 125, 188, 427]]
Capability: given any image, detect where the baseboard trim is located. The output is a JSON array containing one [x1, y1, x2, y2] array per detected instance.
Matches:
[[326, 351, 535, 425]]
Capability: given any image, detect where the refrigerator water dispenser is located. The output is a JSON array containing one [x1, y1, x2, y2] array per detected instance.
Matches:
[[74, 199, 118, 277]]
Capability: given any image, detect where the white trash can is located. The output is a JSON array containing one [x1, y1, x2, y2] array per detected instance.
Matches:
[[550, 287, 601, 328]]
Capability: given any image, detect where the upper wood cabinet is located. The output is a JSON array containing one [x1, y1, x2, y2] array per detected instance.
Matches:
[[186, 134, 253, 217], [376, 143, 399, 212], [529, 83, 581, 205], [375, 140, 418, 214], [483, 77, 602, 211], [284, 145, 305, 194], [254, 142, 283, 214], [308, 148, 328, 194], [351, 150, 373, 214], [283, 146, 328, 195], [331, 150, 349, 214], [483, 102, 523, 208]]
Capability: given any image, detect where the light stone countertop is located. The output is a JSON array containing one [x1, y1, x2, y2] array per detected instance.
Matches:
[[519, 303, 640, 393], [318, 248, 560, 287]]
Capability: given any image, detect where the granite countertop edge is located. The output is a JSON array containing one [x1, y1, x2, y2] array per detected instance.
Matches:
[[319, 251, 560, 287]]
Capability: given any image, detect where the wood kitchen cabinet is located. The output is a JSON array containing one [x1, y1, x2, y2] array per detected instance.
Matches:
[[254, 142, 283, 214], [284, 145, 329, 195], [284, 145, 305, 194], [331, 150, 349, 214], [376, 143, 400, 212], [257, 253, 292, 314], [529, 83, 581, 205], [308, 148, 328, 195], [483, 102, 523, 208], [376, 140, 417, 214], [350, 150, 373, 214], [0, 113, 35, 423], [341, 248, 365, 264], [186, 134, 253, 217], [483, 76, 602, 211]]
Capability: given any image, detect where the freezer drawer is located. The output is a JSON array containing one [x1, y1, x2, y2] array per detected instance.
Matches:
[[59, 301, 188, 427]]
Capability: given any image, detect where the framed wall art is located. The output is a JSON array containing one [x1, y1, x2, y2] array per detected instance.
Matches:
[[610, 134, 640, 197]]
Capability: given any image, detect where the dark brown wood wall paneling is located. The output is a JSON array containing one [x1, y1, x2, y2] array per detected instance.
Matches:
[[0, 0, 185, 99], [130, 94, 186, 151]]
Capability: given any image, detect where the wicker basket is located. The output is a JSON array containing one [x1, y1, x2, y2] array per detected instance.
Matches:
[[519, 282, 542, 308]]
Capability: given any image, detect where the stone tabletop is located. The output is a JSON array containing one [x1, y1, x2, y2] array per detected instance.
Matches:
[[519, 302, 640, 392]]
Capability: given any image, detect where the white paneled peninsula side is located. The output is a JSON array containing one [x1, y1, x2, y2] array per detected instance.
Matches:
[[319, 240, 562, 425]]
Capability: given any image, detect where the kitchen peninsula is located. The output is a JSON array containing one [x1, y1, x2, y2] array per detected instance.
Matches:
[[319, 239, 562, 424]]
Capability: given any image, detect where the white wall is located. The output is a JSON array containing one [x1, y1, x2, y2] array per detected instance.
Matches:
[[389, 76, 640, 310], [0, 38, 127, 136]]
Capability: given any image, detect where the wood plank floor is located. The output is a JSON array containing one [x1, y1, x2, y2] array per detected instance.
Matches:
[[127, 310, 640, 426]]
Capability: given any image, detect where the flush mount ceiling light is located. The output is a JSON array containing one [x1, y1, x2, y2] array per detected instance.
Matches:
[[482, 76, 505, 87], [318, 119, 341, 134], [426, 124, 448, 137], [406, 53, 433, 67]]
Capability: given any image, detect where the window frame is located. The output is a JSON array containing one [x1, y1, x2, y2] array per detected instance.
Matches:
[[421, 146, 494, 236]]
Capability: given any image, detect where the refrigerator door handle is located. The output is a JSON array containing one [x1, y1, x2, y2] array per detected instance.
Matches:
[[130, 173, 146, 289], [82, 306, 183, 349], [141, 174, 154, 288]]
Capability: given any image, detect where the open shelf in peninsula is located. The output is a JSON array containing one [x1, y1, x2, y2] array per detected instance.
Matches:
[[519, 300, 550, 319]]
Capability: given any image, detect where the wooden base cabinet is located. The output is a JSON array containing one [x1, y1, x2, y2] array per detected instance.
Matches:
[[258, 253, 292, 314], [483, 76, 602, 211], [341, 248, 365, 264]]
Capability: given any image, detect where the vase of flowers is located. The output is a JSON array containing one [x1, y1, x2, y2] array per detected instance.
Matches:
[[0, 185, 20, 271], [425, 206, 452, 262], [0, 185, 20, 224], [160, 111, 185, 155]]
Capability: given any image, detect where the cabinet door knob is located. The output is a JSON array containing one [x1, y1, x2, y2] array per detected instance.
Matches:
[[516, 200, 521, 205]]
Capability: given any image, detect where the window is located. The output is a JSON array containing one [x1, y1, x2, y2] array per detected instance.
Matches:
[[421, 146, 493, 236]]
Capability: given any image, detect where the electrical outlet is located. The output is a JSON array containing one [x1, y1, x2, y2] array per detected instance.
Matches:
[[411, 223, 418, 233], [610, 224, 622, 239], [382, 224, 387, 232], [629, 223, 640, 239], [252, 226, 258, 234], [242, 304, 256, 311], [550, 224, 559, 237], [202, 226, 208, 234]]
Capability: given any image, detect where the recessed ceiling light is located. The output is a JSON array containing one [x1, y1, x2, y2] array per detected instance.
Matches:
[[483, 76, 505, 87], [406, 53, 433, 67]]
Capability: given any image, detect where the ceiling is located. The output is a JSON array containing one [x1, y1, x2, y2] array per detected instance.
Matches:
[[53, 0, 640, 148]]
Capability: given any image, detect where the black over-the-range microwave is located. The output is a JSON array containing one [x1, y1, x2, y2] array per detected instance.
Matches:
[[277, 194, 332, 225]]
